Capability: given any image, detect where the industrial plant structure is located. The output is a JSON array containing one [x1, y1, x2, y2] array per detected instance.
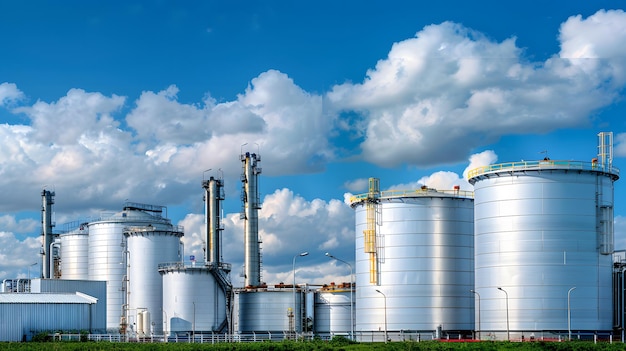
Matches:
[[3, 133, 626, 342]]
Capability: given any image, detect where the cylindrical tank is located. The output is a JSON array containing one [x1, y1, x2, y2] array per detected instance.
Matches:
[[314, 284, 353, 336], [126, 225, 183, 335], [59, 224, 89, 280], [87, 203, 174, 331], [351, 186, 474, 338], [468, 160, 619, 339], [235, 287, 306, 333], [160, 265, 227, 335]]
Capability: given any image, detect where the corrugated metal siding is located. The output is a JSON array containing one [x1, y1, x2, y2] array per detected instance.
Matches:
[[0, 302, 93, 341], [30, 279, 107, 332]]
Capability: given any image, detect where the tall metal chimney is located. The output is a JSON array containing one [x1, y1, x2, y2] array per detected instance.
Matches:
[[240, 151, 262, 287], [41, 189, 55, 279], [203, 176, 224, 266]]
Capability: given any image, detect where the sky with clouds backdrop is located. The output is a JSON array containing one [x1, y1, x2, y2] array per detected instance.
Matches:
[[1, 1, 626, 287]]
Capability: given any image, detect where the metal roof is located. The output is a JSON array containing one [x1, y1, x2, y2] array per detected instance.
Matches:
[[0, 292, 97, 304]]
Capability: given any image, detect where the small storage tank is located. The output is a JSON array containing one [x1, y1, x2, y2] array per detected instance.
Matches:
[[87, 202, 174, 331], [351, 181, 474, 340], [235, 286, 306, 334], [125, 225, 183, 335], [160, 264, 228, 335], [314, 282, 353, 337], [59, 223, 89, 280], [468, 158, 619, 339]]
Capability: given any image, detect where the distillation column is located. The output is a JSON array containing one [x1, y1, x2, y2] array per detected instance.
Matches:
[[41, 189, 55, 279], [241, 152, 262, 287]]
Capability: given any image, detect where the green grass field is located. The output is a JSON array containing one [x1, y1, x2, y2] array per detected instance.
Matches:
[[1, 339, 625, 351]]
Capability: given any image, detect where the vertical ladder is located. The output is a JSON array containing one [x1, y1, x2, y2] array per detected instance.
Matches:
[[364, 178, 380, 284]]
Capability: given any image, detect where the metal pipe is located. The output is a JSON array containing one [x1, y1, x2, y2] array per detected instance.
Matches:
[[242, 151, 262, 287]]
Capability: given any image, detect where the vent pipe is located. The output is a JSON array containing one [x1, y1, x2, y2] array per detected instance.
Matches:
[[41, 189, 55, 279], [203, 176, 224, 266], [241, 151, 262, 287]]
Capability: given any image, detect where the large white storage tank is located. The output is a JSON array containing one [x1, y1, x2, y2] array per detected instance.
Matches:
[[314, 283, 352, 337], [160, 265, 227, 335], [468, 156, 619, 339], [59, 223, 89, 280], [351, 181, 474, 340], [235, 286, 306, 334], [87, 202, 174, 331], [125, 225, 183, 336]]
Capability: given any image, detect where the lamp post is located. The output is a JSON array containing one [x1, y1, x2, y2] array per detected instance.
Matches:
[[375, 289, 388, 343], [28, 262, 37, 279], [568, 287, 576, 341], [326, 252, 354, 341], [497, 287, 510, 341], [470, 290, 481, 340], [293, 251, 309, 335]]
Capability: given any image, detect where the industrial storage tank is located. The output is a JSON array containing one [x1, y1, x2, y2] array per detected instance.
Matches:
[[468, 152, 619, 339], [351, 180, 474, 341], [314, 283, 353, 338], [125, 225, 183, 336], [87, 202, 175, 331], [235, 286, 307, 334], [160, 264, 228, 335], [59, 223, 89, 280]]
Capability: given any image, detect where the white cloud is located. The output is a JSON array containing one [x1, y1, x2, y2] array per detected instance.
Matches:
[[343, 178, 369, 193], [327, 10, 626, 168], [0, 83, 24, 107], [0, 232, 41, 279], [615, 133, 626, 157]]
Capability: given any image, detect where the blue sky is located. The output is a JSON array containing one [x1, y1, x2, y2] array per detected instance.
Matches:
[[1, 1, 626, 286]]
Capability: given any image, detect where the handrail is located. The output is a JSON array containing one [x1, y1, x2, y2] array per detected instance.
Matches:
[[466, 160, 620, 180], [350, 188, 473, 204]]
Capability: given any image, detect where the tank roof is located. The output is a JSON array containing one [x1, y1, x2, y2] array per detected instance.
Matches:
[[467, 159, 620, 184]]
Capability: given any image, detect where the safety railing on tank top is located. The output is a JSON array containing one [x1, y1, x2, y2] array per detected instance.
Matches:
[[466, 159, 620, 180]]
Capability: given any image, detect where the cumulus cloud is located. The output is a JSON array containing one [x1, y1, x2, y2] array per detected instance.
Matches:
[[327, 10, 626, 168], [0, 232, 41, 279]]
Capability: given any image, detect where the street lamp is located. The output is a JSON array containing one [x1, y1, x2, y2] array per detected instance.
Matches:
[[326, 252, 354, 341], [568, 287, 576, 341], [375, 289, 388, 343], [470, 290, 481, 340], [497, 287, 510, 341], [293, 251, 309, 334], [28, 262, 37, 279]]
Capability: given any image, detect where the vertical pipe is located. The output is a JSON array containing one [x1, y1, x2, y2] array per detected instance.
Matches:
[[242, 152, 262, 287], [203, 177, 222, 265], [41, 189, 55, 279]]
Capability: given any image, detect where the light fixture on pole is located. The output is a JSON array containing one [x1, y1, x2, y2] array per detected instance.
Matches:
[[293, 251, 309, 334], [325, 252, 354, 341], [568, 287, 576, 341], [375, 289, 388, 343], [497, 287, 510, 341], [470, 289, 481, 340], [28, 262, 37, 280]]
